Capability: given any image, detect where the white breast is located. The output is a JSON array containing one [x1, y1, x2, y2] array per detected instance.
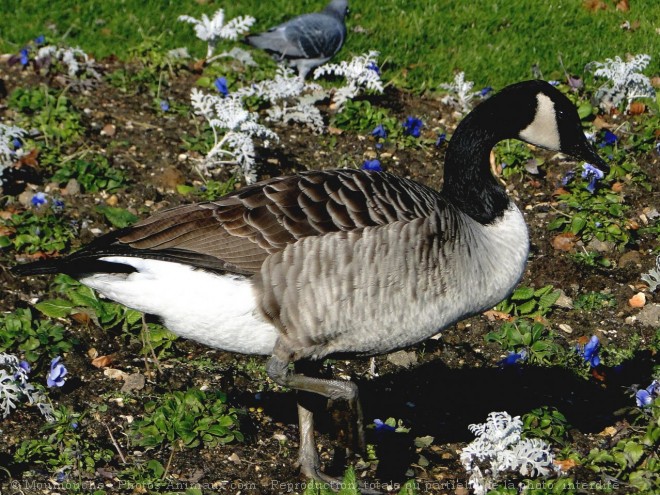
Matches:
[[78, 258, 278, 355]]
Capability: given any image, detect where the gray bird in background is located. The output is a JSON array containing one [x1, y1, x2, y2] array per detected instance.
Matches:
[[245, 0, 348, 78]]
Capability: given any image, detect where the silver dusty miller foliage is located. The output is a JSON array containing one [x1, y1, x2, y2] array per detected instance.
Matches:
[[0, 353, 53, 421], [0, 123, 27, 184], [586, 54, 655, 111], [641, 255, 660, 292], [178, 8, 255, 59], [460, 411, 556, 495], [237, 65, 325, 133], [35, 45, 101, 81], [313, 51, 384, 111], [439, 71, 481, 114], [190, 88, 278, 183]]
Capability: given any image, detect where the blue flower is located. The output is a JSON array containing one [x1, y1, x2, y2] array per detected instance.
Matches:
[[214, 77, 229, 96], [35, 35, 45, 45], [498, 349, 527, 367], [561, 169, 575, 186], [19, 48, 29, 66], [548, 80, 560, 86], [19, 361, 31, 373], [362, 159, 382, 171], [373, 419, 396, 432], [47, 356, 67, 388], [581, 163, 605, 194], [31, 192, 48, 207], [602, 130, 617, 146], [402, 117, 423, 138], [367, 62, 380, 75], [435, 133, 446, 147], [159, 100, 170, 112], [12, 138, 22, 150], [636, 380, 659, 407], [480, 86, 493, 97], [578, 335, 600, 367], [371, 124, 387, 139]]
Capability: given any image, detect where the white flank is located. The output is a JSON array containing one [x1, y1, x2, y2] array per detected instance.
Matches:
[[519, 93, 560, 150], [78, 257, 278, 355]]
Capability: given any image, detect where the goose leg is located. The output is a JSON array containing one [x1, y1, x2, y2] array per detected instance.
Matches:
[[267, 355, 367, 454]]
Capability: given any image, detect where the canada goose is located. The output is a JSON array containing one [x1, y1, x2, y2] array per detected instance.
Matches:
[[245, 0, 348, 79], [12, 80, 607, 485]]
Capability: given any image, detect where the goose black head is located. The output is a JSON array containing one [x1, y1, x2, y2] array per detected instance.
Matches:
[[511, 80, 609, 174]]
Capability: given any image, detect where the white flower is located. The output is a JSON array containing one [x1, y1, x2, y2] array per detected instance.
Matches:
[[587, 54, 655, 111], [178, 9, 255, 58], [314, 51, 384, 111], [460, 412, 556, 495]]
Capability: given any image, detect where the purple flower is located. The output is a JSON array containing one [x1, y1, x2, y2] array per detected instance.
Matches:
[[159, 100, 170, 112], [19, 48, 29, 66], [581, 163, 605, 194], [362, 159, 382, 171], [367, 62, 380, 75], [31, 192, 48, 207], [403, 117, 423, 138], [19, 361, 31, 373], [47, 356, 67, 388], [214, 77, 229, 96], [561, 169, 575, 186], [480, 86, 493, 97], [373, 419, 396, 432], [636, 380, 659, 408], [435, 133, 446, 147], [578, 335, 600, 367], [35, 35, 45, 45], [371, 125, 387, 139], [498, 349, 527, 367]]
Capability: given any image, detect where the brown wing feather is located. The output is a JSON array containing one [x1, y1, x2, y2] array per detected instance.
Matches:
[[103, 169, 440, 275]]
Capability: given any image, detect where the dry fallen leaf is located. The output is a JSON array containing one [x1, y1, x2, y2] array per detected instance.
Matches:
[[629, 292, 646, 308], [616, 0, 629, 11], [592, 115, 612, 129], [601, 426, 618, 436], [628, 101, 646, 115], [91, 355, 115, 368], [483, 310, 512, 322], [611, 182, 624, 193], [583, 0, 608, 11], [554, 458, 578, 471], [71, 311, 92, 325], [552, 232, 577, 252]]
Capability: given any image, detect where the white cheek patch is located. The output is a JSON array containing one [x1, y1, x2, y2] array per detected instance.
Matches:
[[519, 93, 561, 150]]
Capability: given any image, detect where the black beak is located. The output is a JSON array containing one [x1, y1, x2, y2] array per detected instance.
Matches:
[[574, 137, 609, 175]]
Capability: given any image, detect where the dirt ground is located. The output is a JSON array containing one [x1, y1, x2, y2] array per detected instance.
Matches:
[[0, 58, 658, 494]]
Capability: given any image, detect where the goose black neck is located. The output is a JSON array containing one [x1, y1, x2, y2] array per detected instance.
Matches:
[[441, 98, 515, 225]]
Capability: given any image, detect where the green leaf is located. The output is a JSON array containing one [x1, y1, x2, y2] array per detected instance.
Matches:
[[511, 286, 535, 301], [0, 236, 11, 248], [35, 299, 75, 318], [176, 184, 195, 195], [97, 206, 138, 228], [623, 441, 644, 465], [538, 290, 561, 309], [570, 214, 588, 235], [516, 299, 538, 315]]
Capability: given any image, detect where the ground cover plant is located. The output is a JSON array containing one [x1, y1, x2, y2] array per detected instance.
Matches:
[[0, 1, 659, 494]]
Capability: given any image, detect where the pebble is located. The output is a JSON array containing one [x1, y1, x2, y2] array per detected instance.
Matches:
[[559, 323, 574, 334], [387, 350, 418, 368], [121, 373, 146, 393], [636, 304, 660, 327], [101, 123, 116, 137], [64, 178, 81, 196], [628, 292, 646, 308], [618, 250, 641, 268]]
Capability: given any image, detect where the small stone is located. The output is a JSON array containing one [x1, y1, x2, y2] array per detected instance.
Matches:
[[227, 453, 241, 465], [177, 153, 188, 162], [63, 178, 80, 196], [387, 350, 418, 368], [559, 323, 574, 334], [272, 433, 287, 442], [587, 238, 614, 253], [636, 304, 660, 327], [106, 195, 118, 207], [104, 368, 127, 381], [618, 250, 641, 268], [554, 290, 574, 309], [628, 292, 646, 308], [101, 123, 116, 137], [121, 373, 146, 393]]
